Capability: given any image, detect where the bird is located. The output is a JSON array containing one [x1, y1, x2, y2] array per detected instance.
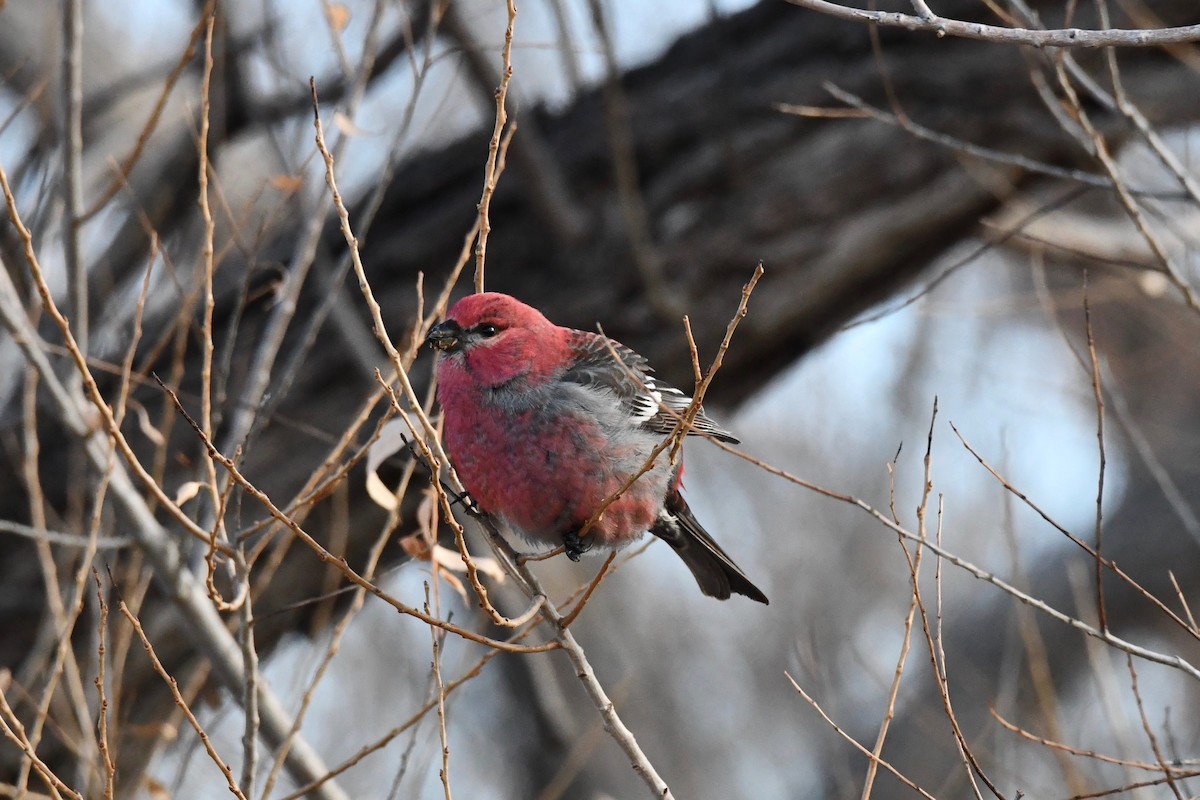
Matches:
[[426, 292, 768, 604]]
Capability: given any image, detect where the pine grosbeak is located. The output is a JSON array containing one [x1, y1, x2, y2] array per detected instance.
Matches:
[[426, 292, 768, 604]]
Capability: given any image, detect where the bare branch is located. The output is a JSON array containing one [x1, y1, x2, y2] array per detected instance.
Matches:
[[119, 601, 248, 800], [61, 0, 87, 356], [786, 0, 1200, 46]]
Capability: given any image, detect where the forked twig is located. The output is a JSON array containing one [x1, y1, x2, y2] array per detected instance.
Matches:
[[718, 440, 1200, 682], [157, 374, 558, 655], [119, 601, 249, 800], [575, 264, 763, 541], [278, 625, 540, 800], [785, 671, 937, 800]]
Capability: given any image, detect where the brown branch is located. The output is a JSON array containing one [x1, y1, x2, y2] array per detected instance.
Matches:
[[719, 440, 1200, 682], [472, 0, 516, 293], [1082, 277, 1108, 632], [119, 601, 249, 800], [558, 551, 617, 630], [0, 671, 84, 800], [426, 586, 452, 800], [1123, 654, 1185, 799], [440, 1, 586, 247], [278, 626, 533, 800], [949, 422, 1199, 641], [785, 671, 938, 800], [576, 264, 763, 541], [61, 0, 86, 357], [79, 0, 217, 221], [990, 705, 1191, 772], [91, 573, 115, 800], [157, 376, 557, 654]]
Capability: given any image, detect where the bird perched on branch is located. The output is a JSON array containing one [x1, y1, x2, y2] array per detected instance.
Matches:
[[426, 292, 767, 604]]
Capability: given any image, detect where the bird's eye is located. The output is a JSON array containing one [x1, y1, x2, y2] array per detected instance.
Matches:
[[478, 324, 499, 338]]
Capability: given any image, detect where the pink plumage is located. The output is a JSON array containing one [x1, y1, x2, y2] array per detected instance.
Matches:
[[427, 292, 767, 604]]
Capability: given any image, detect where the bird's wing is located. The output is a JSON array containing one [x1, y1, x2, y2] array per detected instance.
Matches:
[[561, 331, 739, 444]]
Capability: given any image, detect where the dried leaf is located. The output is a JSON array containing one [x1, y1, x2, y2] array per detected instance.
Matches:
[[436, 565, 469, 602], [400, 533, 432, 561], [417, 489, 438, 537], [133, 401, 166, 446], [145, 777, 172, 800], [431, 543, 506, 583], [365, 419, 408, 510], [174, 481, 203, 505], [128, 721, 178, 742], [1138, 270, 1169, 298], [333, 111, 374, 137], [268, 174, 304, 194], [324, 2, 351, 32]]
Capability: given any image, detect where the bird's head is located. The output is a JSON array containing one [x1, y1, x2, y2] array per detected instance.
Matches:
[[426, 292, 568, 387]]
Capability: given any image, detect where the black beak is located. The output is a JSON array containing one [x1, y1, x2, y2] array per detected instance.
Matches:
[[426, 320, 461, 352]]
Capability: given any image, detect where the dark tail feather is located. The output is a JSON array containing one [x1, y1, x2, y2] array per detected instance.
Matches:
[[652, 489, 769, 604]]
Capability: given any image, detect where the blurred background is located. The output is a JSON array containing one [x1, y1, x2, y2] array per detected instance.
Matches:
[[2, 0, 1200, 798]]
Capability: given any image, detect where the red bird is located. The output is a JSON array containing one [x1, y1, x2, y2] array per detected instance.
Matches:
[[426, 292, 767, 604]]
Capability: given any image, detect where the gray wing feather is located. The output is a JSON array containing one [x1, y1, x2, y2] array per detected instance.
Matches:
[[560, 332, 739, 444]]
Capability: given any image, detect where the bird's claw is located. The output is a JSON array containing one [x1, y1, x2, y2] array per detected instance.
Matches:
[[563, 531, 591, 562], [456, 490, 480, 514]]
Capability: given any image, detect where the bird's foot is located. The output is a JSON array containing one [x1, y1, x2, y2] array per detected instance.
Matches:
[[452, 489, 480, 514], [562, 530, 592, 562]]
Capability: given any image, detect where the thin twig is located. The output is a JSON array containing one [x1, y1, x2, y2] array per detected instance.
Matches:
[[785, 671, 937, 800], [1124, 654, 1185, 799], [1082, 276, 1108, 632], [785, 0, 1200, 46], [196, 12, 236, 611], [278, 631, 529, 800], [558, 552, 617, 629], [80, 0, 217, 220], [504, 552, 675, 799], [1052, 60, 1200, 312], [92, 573, 116, 800], [0, 672, 84, 800], [473, 0, 517, 293], [950, 422, 1199, 641], [119, 601, 249, 800], [716, 440, 1200, 682], [61, 0, 87, 357], [237, 550, 259, 799], [159, 374, 557, 654], [426, 585, 452, 800], [990, 705, 1191, 772], [863, 412, 928, 800], [906, 402, 990, 799], [1168, 571, 1198, 632]]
